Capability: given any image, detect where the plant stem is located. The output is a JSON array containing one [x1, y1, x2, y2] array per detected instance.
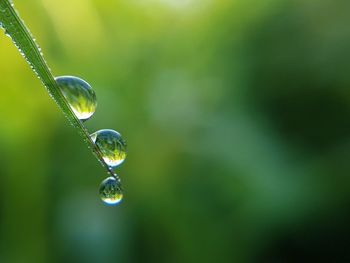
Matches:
[[0, 0, 117, 180]]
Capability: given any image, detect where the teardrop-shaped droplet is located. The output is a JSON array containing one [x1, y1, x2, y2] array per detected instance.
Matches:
[[55, 76, 97, 121], [99, 176, 123, 205], [91, 129, 127, 168]]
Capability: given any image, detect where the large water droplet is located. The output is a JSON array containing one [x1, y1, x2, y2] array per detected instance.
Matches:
[[91, 129, 127, 168], [99, 176, 123, 205], [55, 76, 97, 121]]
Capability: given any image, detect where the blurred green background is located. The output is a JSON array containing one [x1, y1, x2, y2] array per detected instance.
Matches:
[[1, 0, 350, 262]]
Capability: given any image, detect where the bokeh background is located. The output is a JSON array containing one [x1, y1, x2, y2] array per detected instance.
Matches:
[[1, 0, 350, 262]]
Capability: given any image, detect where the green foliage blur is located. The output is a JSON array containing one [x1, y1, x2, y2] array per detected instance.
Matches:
[[1, 0, 350, 262]]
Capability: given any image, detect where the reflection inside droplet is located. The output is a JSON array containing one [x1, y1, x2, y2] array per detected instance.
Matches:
[[91, 129, 127, 168], [55, 76, 97, 121], [99, 176, 123, 205]]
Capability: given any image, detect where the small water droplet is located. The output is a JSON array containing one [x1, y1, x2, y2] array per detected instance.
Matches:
[[55, 76, 97, 121], [91, 129, 127, 168], [99, 176, 123, 205], [4, 29, 10, 37]]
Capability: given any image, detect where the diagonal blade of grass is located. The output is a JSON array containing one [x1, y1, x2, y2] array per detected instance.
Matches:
[[0, 0, 118, 181]]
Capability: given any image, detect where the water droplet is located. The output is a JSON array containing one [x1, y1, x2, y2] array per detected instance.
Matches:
[[91, 129, 127, 168], [99, 176, 123, 205], [55, 76, 97, 121]]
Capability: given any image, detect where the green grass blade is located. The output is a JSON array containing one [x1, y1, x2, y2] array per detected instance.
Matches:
[[0, 0, 118, 181]]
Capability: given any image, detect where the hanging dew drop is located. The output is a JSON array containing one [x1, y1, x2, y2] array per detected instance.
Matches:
[[55, 76, 97, 121], [99, 176, 123, 205], [91, 129, 127, 168]]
